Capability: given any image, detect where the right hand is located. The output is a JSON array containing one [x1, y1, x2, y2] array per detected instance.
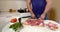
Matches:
[[31, 14, 35, 19]]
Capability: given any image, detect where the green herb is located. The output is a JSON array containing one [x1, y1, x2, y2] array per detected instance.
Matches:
[[9, 22, 22, 31]]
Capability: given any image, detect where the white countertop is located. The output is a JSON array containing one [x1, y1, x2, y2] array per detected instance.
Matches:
[[2, 19, 60, 32], [0, 12, 31, 32]]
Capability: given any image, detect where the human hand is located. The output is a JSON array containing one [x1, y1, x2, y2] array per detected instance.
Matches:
[[39, 14, 46, 20], [31, 14, 35, 19]]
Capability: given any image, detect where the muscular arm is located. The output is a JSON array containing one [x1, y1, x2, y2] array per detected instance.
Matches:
[[43, 0, 52, 15]]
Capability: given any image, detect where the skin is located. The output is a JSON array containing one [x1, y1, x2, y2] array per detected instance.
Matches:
[[26, 0, 52, 20]]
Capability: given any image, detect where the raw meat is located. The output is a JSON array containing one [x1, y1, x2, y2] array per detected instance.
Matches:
[[46, 22, 58, 30], [24, 19, 45, 26]]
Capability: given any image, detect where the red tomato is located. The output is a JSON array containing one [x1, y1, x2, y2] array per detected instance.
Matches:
[[10, 18, 17, 23]]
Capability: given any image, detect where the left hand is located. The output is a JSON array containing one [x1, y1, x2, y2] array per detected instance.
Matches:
[[39, 14, 46, 20]]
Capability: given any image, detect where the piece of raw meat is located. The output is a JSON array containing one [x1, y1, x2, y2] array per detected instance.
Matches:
[[24, 19, 45, 26], [46, 22, 58, 30]]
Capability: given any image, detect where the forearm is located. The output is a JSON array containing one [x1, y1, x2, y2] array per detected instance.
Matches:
[[27, 4, 34, 14], [43, 0, 52, 15], [26, 0, 34, 14]]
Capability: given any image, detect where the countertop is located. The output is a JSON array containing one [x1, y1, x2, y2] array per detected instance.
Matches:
[[0, 12, 31, 32]]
